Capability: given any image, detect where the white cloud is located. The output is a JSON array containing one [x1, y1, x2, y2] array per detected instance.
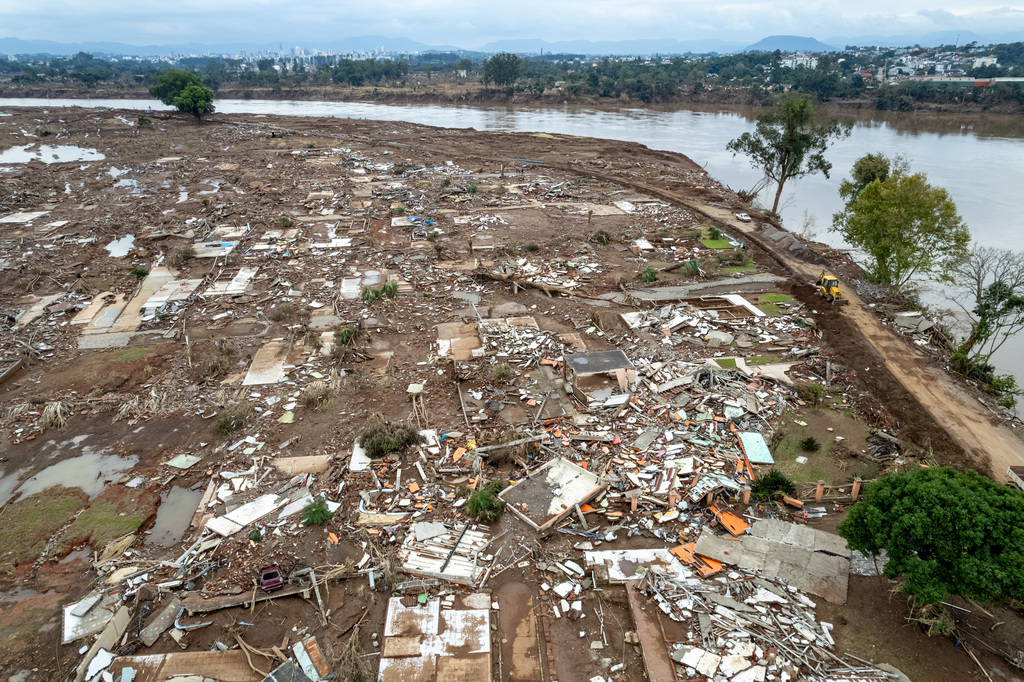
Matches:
[[1, 0, 1022, 46]]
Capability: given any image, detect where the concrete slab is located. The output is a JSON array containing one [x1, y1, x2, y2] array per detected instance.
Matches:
[[693, 519, 850, 604], [500, 458, 607, 531]]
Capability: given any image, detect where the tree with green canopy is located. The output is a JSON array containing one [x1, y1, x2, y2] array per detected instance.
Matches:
[[834, 154, 969, 287], [838, 467, 1024, 605], [483, 52, 522, 88], [149, 69, 204, 105], [171, 83, 215, 123], [727, 96, 851, 214]]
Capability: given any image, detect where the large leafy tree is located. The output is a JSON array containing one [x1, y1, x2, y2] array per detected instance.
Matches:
[[149, 69, 204, 105], [483, 52, 522, 88], [949, 245, 1024, 365], [172, 83, 215, 123], [727, 96, 851, 214], [834, 155, 969, 287], [838, 467, 1024, 605]]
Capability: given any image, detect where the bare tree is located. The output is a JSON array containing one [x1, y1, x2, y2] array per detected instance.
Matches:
[[947, 245, 1024, 363]]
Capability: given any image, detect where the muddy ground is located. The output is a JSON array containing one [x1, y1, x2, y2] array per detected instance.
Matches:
[[0, 107, 1021, 682]]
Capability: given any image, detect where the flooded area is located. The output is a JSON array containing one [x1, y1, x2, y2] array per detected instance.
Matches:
[[13, 452, 139, 501], [103, 234, 135, 257], [0, 143, 105, 165], [146, 486, 202, 547]]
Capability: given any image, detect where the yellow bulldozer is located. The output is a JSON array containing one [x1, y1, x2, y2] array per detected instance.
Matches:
[[815, 270, 850, 305]]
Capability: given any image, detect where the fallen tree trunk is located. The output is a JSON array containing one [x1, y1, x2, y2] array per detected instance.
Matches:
[[473, 269, 608, 301]]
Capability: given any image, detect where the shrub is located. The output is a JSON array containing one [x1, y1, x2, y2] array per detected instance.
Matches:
[[334, 326, 356, 347], [267, 303, 302, 323], [685, 259, 702, 276], [302, 498, 333, 526], [300, 380, 333, 409], [640, 266, 659, 283], [130, 267, 149, 280], [800, 437, 822, 452], [750, 469, 797, 501], [492, 363, 514, 383], [795, 383, 825, 403], [466, 481, 507, 523], [426, 230, 441, 243], [192, 340, 234, 380], [392, 207, 405, 216], [279, 215, 293, 228], [441, 177, 451, 188], [215, 414, 243, 435], [466, 183, 477, 194], [708, 226, 723, 240], [168, 244, 195, 269], [382, 281, 399, 298], [358, 418, 424, 458], [361, 287, 383, 304], [249, 529, 262, 542], [524, 242, 539, 253], [304, 330, 323, 350], [591, 230, 611, 246]]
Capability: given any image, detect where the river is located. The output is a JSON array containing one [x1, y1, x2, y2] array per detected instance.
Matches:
[[3, 97, 1024, 386]]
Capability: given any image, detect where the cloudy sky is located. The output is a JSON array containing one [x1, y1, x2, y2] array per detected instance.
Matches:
[[2, 0, 1022, 47]]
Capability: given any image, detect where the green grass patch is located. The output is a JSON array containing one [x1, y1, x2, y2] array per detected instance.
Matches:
[[59, 500, 143, 552], [701, 239, 733, 250], [715, 358, 737, 368], [758, 303, 781, 316], [746, 354, 781, 366], [114, 347, 154, 363], [0, 487, 85, 565], [761, 293, 793, 303]]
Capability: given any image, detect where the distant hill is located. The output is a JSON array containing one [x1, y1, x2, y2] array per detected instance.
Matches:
[[0, 35, 463, 57], [475, 38, 745, 56], [743, 35, 837, 53]]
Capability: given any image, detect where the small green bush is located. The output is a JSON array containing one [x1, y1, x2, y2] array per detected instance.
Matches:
[[524, 242, 540, 253], [268, 303, 301, 322], [441, 177, 451, 188], [302, 498, 333, 526], [215, 414, 243, 435], [334, 326, 355, 347], [466, 183, 477, 194], [684, 259, 701, 276], [750, 469, 797, 501], [249, 529, 262, 542], [392, 207, 405, 216], [492, 363, 514, 383], [640, 266, 659, 283], [382, 281, 399, 298], [359, 418, 424, 458], [361, 287, 383, 304], [591, 230, 611, 246], [279, 215, 293, 228], [466, 481, 507, 523], [800, 436, 822, 452], [426, 230, 441, 242], [708, 226, 723, 240], [130, 266, 149, 280]]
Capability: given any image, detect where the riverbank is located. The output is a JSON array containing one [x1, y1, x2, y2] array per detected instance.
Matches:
[[4, 79, 1023, 116]]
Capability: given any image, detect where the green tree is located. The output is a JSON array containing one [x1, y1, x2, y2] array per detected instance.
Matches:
[[149, 69, 203, 105], [727, 97, 851, 214], [834, 157, 969, 287], [172, 83, 215, 123], [483, 52, 522, 88], [838, 467, 1024, 605]]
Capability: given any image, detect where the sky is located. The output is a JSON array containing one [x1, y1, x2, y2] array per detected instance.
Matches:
[[2, 0, 1023, 48]]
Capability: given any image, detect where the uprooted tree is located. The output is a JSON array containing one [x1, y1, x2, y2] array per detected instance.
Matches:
[[837, 467, 1024, 606], [833, 153, 970, 288], [727, 96, 851, 215]]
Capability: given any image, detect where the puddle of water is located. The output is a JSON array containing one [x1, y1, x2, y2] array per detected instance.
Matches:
[[0, 144, 105, 164], [0, 588, 56, 603], [15, 452, 138, 500], [147, 486, 202, 547], [198, 180, 221, 195], [58, 547, 91, 564], [0, 466, 30, 508], [104, 234, 135, 257]]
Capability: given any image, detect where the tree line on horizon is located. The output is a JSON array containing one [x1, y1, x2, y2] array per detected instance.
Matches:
[[2, 43, 1024, 110]]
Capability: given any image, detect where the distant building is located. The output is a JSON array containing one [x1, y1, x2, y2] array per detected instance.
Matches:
[[782, 55, 818, 69], [973, 56, 998, 68]]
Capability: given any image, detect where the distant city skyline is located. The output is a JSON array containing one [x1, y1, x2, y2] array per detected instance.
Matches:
[[2, 0, 1022, 49]]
